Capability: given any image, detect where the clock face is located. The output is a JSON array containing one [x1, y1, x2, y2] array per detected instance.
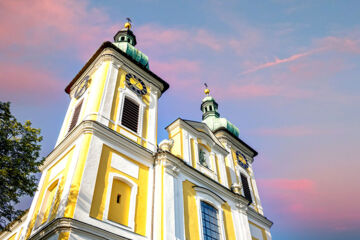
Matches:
[[74, 76, 90, 99], [125, 73, 147, 95], [236, 151, 249, 169]]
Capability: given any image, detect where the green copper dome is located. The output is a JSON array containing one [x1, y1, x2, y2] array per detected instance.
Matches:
[[113, 42, 149, 69], [201, 94, 240, 137], [113, 24, 149, 69]]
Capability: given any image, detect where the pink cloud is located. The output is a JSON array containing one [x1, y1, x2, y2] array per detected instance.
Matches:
[[254, 126, 320, 137], [258, 178, 315, 215], [0, 0, 113, 60], [215, 83, 313, 99], [137, 24, 223, 52], [194, 29, 222, 51], [0, 63, 64, 102], [258, 178, 360, 230], [151, 59, 201, 89], [317, 36, 360, 54]]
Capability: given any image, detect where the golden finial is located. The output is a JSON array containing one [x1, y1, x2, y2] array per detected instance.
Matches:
[[124, 17, 132, 30], [204, 83, 210, 95]]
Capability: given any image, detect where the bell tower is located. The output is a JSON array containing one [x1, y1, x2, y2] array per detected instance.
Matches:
[[17, 19, 169, 240]]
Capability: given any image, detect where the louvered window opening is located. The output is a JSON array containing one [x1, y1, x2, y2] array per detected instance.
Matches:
[[121, 97, 139, 133], [68, 100, 83, 132], [201, 201, 220, 240], [241, 173, 253, 203]]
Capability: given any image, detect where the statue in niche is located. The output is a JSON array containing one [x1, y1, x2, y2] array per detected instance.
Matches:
[[199, 149, 208, 167]]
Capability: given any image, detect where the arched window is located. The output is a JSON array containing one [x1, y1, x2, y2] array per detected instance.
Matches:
[[104, 173, 138, 230], [34, 179, 59, 228], [193, 186, 226, 240], [201, 201, 220, 240]]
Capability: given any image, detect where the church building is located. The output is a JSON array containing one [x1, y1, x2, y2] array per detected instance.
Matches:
[[1, 21, 273, 240]]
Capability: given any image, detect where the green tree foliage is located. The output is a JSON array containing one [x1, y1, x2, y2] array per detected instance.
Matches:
[[0, 102, 44, 231]]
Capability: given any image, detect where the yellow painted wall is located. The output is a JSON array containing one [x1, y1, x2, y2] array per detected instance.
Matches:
[[90, 145, 149, 235], [224, 157, 233, 188], [108, 68, 152, 148], [231, 149, 240, 183], [108, 179, 131, 225], [215, 154, 221, 183], [222, 203, 236, 240], [7, 233, 16, 240], [169, 129, 183, 159], [25, 146, 75, 238], [58, 231, 70, 240], [182, 180, 200, 240]]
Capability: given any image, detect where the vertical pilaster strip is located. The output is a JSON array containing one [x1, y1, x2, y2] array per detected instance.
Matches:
[[222, 203, 236, 240], [182, 180, 200, 240], [147, 88, 158, 152], [190, 138, 196, 168], [164, 163, 178, 239], [64, 133, 92, 218], [248, 163, 263, 214], [98, 62, 120, 126]]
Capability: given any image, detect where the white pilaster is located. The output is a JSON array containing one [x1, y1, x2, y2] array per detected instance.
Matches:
[[225, 143, 237, 186], [164, 161, 180, 240], [98, 62, 120, 126], [248, 163, 263, 215], [235, 203, 252, 240], [147, 87, 158, 152], [182, 131, 191, 165]]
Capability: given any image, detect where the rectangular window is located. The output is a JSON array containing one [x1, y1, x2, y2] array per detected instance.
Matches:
[[121, 97, 139, 133], [201, 201, 220, 240], [68, 99, 83, 132], [240, 173, 252, 203], [34, 180, 58, 228]]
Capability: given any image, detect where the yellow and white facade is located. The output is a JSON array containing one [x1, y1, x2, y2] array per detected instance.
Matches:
[[0, 22, 272, 240]]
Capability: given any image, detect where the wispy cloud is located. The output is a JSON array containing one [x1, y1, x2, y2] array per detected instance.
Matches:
[[241, 49, 323, 75]]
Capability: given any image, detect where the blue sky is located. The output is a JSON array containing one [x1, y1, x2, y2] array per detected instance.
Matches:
[[1, 0, 360, 239]]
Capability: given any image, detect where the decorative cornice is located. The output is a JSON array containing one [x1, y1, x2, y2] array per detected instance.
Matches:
[[28, 218, 134, 240], [155, 151, 249, 205], [163, 160, 180, 177], [247, 208, 273, 229], [41, 120, 154, 171], [66, 43, 169, 97]]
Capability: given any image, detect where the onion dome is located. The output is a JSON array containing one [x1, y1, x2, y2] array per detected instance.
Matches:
[[201, 86, 240, 137], [113, 19, 149, 69]]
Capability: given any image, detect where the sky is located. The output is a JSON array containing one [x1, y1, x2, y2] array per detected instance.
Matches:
[[1, 0, 359, 239]]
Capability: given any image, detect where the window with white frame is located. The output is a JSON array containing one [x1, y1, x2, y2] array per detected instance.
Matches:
[[240, 173, 252, 203], [121, 96, 140, 133], [200, 201, 221, 240], [103, 173, 138, 230], [194, 186, 226, 240]]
